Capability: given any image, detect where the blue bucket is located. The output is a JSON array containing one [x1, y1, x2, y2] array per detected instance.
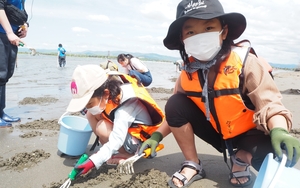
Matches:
[[253, 153, 300, 188], [57, 115, 92, 156]]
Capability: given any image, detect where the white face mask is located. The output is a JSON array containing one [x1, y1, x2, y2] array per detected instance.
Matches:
[[183, 30, 223, 61], [87, 97, 106, 115]]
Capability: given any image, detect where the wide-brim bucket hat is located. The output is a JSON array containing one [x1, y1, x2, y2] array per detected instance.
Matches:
[[163, 0, 246, 50]]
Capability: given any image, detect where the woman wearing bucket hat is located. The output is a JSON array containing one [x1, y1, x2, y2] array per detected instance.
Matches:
[[139, 0, 300, 187], [66, 65, 164, 176]]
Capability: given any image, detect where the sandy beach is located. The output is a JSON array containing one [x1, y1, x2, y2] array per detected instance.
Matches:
[[1, 56, 300, 188]]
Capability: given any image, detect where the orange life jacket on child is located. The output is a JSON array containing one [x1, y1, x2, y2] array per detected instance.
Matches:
[[101, 73, 164, 141], [181, 45, 258, 139]]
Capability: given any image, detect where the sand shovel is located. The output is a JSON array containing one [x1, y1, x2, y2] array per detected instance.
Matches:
[[117, 144, 164, 174], [60, 153, 89, 188]]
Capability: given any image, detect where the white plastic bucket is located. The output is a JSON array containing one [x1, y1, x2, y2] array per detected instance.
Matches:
[[253, 153, 300, 188], [57, 115, 92, 156]]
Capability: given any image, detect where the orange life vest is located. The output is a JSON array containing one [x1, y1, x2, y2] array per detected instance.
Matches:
[[101, 72, 164, 141], [181, 46, 256, 139]]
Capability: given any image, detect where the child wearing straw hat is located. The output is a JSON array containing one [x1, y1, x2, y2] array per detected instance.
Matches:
[[139, 0, 300, 187]]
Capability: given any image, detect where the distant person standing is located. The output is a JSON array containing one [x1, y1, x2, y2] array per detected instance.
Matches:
[[57, 44, 66, 67], [0, 0, 29, 127], [117, 54, 152, 86]]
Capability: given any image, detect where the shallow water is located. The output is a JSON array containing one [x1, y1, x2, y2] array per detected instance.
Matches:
[[8, 54, 293, 121], [6, 54, 178, 117], [9, 54, 289, 103], [9, 54, 178, 96]]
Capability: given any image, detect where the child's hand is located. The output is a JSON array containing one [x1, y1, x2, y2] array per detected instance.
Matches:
[[138, 132, 163, 158], [74, 159, 95, 176], [270, 128, 300, 167]]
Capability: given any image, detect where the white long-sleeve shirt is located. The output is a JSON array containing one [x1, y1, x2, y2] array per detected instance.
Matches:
[[89, 97, 152, 169]]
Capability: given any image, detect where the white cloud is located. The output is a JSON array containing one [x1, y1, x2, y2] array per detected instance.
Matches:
[[140, 1, 176, 21], [161, 22, 171, 28], [24, 0, 300, 64], [86, 15, 110, 22], [219, 0, 300, 64], [72, 27, 90, 33], [99, 34, 114, 38]]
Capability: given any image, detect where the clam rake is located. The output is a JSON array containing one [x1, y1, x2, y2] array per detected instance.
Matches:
[[60, 154, 89, 188], [117, 144, 164, 174]]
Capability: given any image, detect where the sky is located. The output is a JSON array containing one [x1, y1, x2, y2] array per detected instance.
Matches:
[[23, 0, 300, 65]]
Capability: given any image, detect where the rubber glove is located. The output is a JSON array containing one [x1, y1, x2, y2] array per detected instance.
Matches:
[[270, 128, 300, 167], [138, 132, 163, 158], [74, 159, 95, 176]]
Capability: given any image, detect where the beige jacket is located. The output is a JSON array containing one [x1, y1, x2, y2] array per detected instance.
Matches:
[[175, 53, 292, 134]]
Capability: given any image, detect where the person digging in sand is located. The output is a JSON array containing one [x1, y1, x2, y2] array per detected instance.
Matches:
[[66, 65, 164, 174], [139, 0, 300, 187]]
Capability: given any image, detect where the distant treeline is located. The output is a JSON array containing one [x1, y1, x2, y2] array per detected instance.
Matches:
[[272, 66, 299, 71]]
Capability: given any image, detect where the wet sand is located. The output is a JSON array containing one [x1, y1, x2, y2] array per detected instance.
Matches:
[[1, 56, 300, 188]]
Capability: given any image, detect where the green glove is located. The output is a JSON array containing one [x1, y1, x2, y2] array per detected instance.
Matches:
[[138, 132, 163, 158], [270, 128, 300, 167]]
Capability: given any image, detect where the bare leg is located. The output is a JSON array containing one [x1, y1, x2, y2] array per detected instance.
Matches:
[[170, 122, 200, 187], [86, 112, 102, 134]]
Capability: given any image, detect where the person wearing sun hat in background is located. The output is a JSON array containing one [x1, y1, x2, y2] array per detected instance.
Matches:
[[138, 0, 300, 187], [66, 65, 164, 175]]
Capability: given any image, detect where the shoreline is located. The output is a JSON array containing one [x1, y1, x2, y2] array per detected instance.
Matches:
[[1, 70, 300, 188]]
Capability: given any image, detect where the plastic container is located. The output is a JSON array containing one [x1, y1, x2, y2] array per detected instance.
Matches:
[[253, 153, 300, 188], [57, 115, 92, 156]]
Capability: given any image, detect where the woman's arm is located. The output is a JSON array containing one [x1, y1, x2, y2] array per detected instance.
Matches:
[[0, 9, 13, 34], [0, 10, 22, 46]]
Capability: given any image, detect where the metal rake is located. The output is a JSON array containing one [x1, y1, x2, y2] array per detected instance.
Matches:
[[117, 144, 164, 174]]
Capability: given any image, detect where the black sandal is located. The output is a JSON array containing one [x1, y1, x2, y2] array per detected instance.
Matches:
[[168, 160, 206, 188], [229, 155, 252, 187]]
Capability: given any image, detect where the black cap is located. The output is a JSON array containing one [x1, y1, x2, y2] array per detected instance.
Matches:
[[163, 0, 246, 50]]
